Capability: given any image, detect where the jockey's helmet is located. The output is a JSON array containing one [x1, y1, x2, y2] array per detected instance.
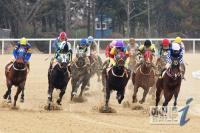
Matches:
[[172, 42, 181, 55], [144, 40, 151, 48], [59, 32, 67, 41], [109, 40, 117, 48], [129, 38, 135, 45], [87, 36, 94, 45], [115, 40, 124, 51], [162, 38, 170, 47], [175, 36, 182, 43], [20, 37, 27, 45], [80, 38, 87, 46]]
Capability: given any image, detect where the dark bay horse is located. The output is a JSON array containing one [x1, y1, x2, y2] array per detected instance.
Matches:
[[85, 54, 103, 90], [155, 57, 182, 109], [103, 52, 131, 111], [48, 53, 71, 110], [4, 47, 28, 107], [132, 50, 155, 104], [71, 49, 91, 100]]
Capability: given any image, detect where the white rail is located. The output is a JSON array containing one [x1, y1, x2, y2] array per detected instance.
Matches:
[[0, 38, 199, 54]]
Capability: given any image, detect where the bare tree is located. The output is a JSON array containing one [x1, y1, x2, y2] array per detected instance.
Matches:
[[0, 0, 45, 37]]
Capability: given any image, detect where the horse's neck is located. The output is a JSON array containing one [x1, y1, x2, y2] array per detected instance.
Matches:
[[141, 64, 151, 73], [112, 66, 124, 75]]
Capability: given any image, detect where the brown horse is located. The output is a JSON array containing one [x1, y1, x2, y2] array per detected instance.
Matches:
[[132, 50, 155, 104], [4, 49, 28, 107], [155, 57, 182, 109]]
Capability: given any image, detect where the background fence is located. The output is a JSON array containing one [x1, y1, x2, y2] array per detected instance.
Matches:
[[0, 38, 200, 55]]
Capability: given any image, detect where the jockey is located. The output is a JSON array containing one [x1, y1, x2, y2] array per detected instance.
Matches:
[[8, 37, 32, 71], [165, 42, 185, 78], [157, 38, 171, 58], [75, 38, 90, 66], [174, 36, 185, 55], [109, 40, 130, 69], [105, 40, 116, 58], [50, 32, 72, 69], [134, 40, 156, 72], [103, 40, 116, 68], [87, 36, 98, 54], [87, 36, 102, 65], [126, 38, 139, 57]]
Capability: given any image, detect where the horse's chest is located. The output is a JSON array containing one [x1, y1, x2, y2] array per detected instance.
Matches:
[[52, 72, 68, 88], [108, 74, 129, 91], [9, 71, 27, 86], [135, 73, 155, 87]]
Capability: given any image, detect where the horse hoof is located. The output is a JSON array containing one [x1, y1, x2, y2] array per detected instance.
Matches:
[[20, 98, 24, 103], [7, 100, 12, 103], [103, 105, 109, 112], [56, 100, 62, 105], [85, 87, 89, 91], [3, 95, 7, 99], [132, 99, 138, 103], [139, 100, 144, 104], [72, 92, 77, 97], [172, 106, 177, 111]]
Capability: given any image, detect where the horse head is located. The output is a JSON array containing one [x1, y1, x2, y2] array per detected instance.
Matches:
[[75, 49, 87, 68], [57, 53, 70, 72], [115, 52, 126, 68], [168, 57, 181, 79], [143, 49, 153, 67], [13, 47, 26, 70]]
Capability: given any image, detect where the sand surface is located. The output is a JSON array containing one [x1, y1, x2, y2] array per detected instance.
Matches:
[[0, 54, 199, 133]]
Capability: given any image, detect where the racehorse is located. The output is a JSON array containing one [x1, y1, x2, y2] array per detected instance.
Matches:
[[102, 52, 131, 111], [4, 47, 28, 107], [132, 50, 155, 104], [90, 54, 103, 81], [85, 54, 103, 90], [47, 51, 71, 110], [155, 57, 182, 109], [70, 49, 91, 100]]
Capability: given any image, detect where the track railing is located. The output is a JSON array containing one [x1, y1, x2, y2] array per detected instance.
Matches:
[[0, 38, 199, 54]]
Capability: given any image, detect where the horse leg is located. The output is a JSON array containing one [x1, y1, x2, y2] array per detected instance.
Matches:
[[85, 79, 90, 91], [79, 77, 89, 98], [57, 88, 66, 105], [71, 79, 79, 100], [139, 87, 149, 104], [117, 88, 125, 104], [132, 85, 139, 103], [103, 86, 111, 111], [20, 88, 25, 103], [173, 87, 180, 110], [3, 82, 12, 103], [162, 91, 173, 112], [47, 84, 54, 110], [155, 89, 162, 106], [13, 87, 23, 107], [101, 68, 107, 92]]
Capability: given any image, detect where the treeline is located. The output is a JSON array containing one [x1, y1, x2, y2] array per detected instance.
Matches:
[[0, 0, 199, 38]]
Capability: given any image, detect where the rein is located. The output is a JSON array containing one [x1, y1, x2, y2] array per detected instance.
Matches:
[[111, 68, 125, 78], [166, 68, 181, 79], [13, 63, 27, 71], [74, 62, 87, 69]]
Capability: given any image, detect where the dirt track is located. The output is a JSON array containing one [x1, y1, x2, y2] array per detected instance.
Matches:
[[0, 54, 200, 133]]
